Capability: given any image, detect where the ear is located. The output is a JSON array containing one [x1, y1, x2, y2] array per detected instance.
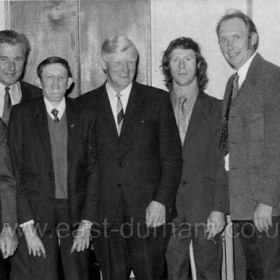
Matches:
[[36, 77, 42, 89], [101, 58, 107, 73], [250, 32, 258, 47], [67, 77, 73, 89]]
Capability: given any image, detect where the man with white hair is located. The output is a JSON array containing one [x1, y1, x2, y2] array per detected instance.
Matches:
[[78, 35, 182, 280]]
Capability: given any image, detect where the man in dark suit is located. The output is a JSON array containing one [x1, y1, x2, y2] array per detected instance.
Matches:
[[0, 118, 17, 259], [9, 57, 94, 280], [0, 30, 41, 126], [161, 37, 228, 280], [0, 29, 41, 279], [77, 35, 182, 280], [217, 10, 280, 279]]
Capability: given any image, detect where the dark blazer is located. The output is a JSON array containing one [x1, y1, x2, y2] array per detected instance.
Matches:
[[0, 118, 16, 227], [176, 92, 228, 225], [77, 82, 182, 226], [19, 81, 41, 103], [223, 53, 280, 220], [8, 97, 96, 230]]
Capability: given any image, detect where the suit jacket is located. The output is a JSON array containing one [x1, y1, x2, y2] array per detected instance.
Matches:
[[77, 82, 182, 226], [176, 91, 228, 225], [223, 53, 280, 220], [8, 97, 96, 230], [0, 118, 16, 228]]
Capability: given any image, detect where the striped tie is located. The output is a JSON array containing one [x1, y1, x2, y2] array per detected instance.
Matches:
[[116, 93, 124, 135]]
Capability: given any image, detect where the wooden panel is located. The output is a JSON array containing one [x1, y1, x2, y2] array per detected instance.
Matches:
[[8, 1, 79, 97], [79, 0, 151, 93]]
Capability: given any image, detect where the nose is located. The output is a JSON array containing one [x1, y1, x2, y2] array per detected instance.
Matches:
[[227, 39, 234, 50], [121, 62, 129, 73], [7, 60, 16, 72], [178, 60, 185, 69]]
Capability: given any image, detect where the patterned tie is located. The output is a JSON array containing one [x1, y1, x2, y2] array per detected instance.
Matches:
[[177, 97, 188, 145], [2, 86, 11, 126], [220, 73, 239, 155], [116, 93, 124, 135], [51, 108, 59, 122]]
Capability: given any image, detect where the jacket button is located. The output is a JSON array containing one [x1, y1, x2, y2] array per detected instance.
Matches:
[[117, 184, 121, 188], [182, 181, 186, 185], [118, 161, 123, 167]]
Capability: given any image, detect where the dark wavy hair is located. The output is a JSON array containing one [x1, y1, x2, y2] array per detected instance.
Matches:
[[216, 10, 259, 52], [161, 37, 209, 91]]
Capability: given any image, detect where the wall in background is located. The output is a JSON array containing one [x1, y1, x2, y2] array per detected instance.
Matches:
[[2, 0, 280, 99]]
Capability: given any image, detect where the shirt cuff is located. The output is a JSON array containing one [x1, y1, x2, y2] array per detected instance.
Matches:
[[19, 220, 34, 228]]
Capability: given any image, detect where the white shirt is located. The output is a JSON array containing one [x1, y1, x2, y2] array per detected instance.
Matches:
[[106, 82, 132, 129], [0, 82, 22, 117], [43, 97, 66, 120], [236, 52, 257, 88]]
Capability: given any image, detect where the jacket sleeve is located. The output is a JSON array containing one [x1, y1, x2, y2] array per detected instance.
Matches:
[[0, 119, 17, 228], [153, 92, 182, 210], [252, 69, 280, 207], [80, 108, 100, 225], [9, 107, 34, 224], [213, 101, 229, 213]]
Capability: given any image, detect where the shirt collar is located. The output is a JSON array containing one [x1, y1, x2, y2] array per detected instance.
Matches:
[[43, 97, 66, 120], [170, 88, 199, 107], [106, 82, 132, 99], [236, 52, 257, 88], [0, 81, 20, 94]]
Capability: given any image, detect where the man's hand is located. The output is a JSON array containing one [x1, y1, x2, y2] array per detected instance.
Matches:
[[23, 223, 46, 258], [71, 222, 91, 253], [254, 203, 273, 232], [206, 211, 225, 240], [145, 200, 166, 228], [0, 225, 18, 258]]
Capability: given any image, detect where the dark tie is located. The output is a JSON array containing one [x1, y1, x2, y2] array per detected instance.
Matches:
[[2, 86, 11, 126], [116, 93, 124, 135], [220, 73, 239, 155], [51, 108, 59, 122]]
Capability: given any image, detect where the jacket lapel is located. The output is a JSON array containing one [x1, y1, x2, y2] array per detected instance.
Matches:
[[118, 83, 145, 156], [182, 92, 208, 155], [98, 85, 119, 150], [33, 99, 53, 168]]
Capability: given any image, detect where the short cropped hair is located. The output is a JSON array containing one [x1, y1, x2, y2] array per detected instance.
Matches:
[[0, 30, 30, 57], [37, 56, 72, 79], [216, 10, 259, 52], [161, 37, 209, 91], [101, 35, 139, 61]]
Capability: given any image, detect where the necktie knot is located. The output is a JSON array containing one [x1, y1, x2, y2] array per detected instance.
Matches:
[[51, 108, 59, 122]]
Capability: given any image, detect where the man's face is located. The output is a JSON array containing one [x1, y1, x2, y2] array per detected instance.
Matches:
[[37, 63, 72, 104], [169, 48, 198, 88], [218, 17, 257, 70], [102, 47, 137, 92], [0, 43, 25, 86]]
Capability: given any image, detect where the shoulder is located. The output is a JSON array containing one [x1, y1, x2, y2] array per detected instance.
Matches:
[[12, 97, 43, 115], [134, 82, 169, 103], [20, 80, 41, 100], [76, 85, 105, 107]]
